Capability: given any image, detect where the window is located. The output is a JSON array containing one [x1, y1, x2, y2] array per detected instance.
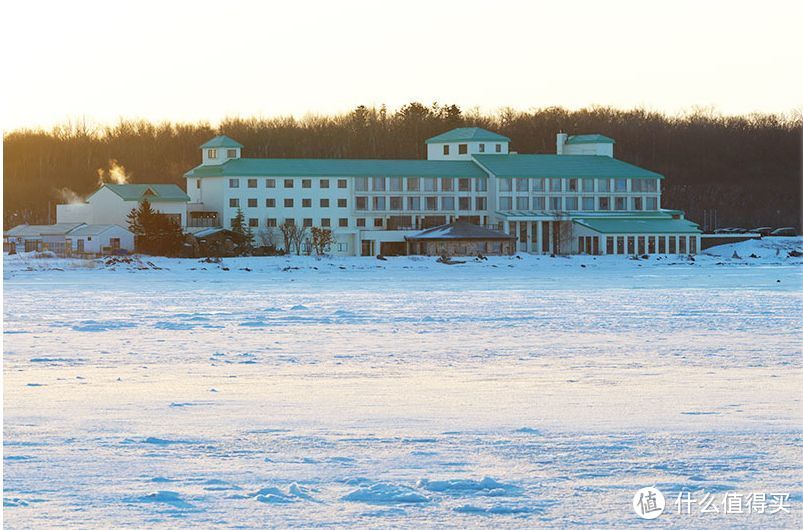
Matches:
[[423, 177, 437, 192], [441, 196, 455, 210], [339, 218, 348, 227], [208, 149, 217, 159], [476, 179, 487, 191], [247, 198, 257, 208], [499, 197, 513, 210], [248, 178, 257, 188], [284, 179, 294, 188], [459, 197, 471, 210], [475, 197, 486, 210], [615, 197, 627, 210], [110, 238, 120, 249], [646, 197, 658, 210], [284, 198, 294, 207], [266, 198, 276, 207], [374, 218, 383, 228], [337, 198, 347, 208], [632, 179, 644, 192], [229, 198, 239, 207], [599, 197, 610, 210], [582, 179, 594, 192], [531, 178, 544, 192], [266, 178, 276, 188], [549, 197, 562, 210], [407, 196, 420, 210], [390, 196, 403, 210], [565, 197, 578, 210], [303, 218, 313, 227], [632, 197, 643, 210], [516, 178, 528, 192], [229, 178, 239, 188], [302, 198, 312, 208], [597, 178, 610, 192], [389, 177, 402, 191], [284, 218, 295, 226], [372, 177, 386, 191], [458, 178, 471, 192], [582, 197, 594, 210], [441, 178, 453, 191], [531, 196, 545, 210], [372, 196, 386, 210], [425, 197, 438, 210], [516, 196, 529, 210], [568, 178, 578, 192], [499, 179, 512, 192], [356, 218, 366, 227], [495, 143, 502, 153], [266, 218, 277, 227], [689, 237, 697, 254], [679, 236, 687, 254], [249, 218, 259, 227], [443, 145, 450, 155], [479, 143, 485, 153], [355, 177, 368, 191], [320, 198, 330, 207], [338, 179, 347, 189], [549, 179, 562, 192], [406, 177, 419, 191], [627, 236, 635, 254], [195, 179, 201, 189], [458, 144, 468, 154], [607, 237, 614, 254], [320, 179, 329, 188], [321, 218, 331, 227], [614, 178, 628, 192], [646, 179, 658, 192], [669, 236, 676, 253], [227, 149, 237, 158]]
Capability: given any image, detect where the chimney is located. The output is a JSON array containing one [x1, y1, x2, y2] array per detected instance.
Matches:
[[556, 132, 568, 155]]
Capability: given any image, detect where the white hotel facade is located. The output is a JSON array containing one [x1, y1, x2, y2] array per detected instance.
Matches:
[[184, 128, 701, 256]]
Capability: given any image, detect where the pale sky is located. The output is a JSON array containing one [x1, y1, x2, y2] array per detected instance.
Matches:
[[2, 0, 802, 131]]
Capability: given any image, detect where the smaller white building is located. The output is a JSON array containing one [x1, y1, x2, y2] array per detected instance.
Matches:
[[65, 225, 134, 254], [4, 223, 134, 256], [57, 184, 190, 228]]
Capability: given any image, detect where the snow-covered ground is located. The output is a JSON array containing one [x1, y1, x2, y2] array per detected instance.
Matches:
[[3, 238, 802, 528]]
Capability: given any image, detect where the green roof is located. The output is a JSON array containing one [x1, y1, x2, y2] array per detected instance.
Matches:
[[200, 135, 244, 149], [96, 184, 190, 202], [185, 158, 488, 178], [573, 217, 701, 234], [566, 134, 615, 145], [425, 127, 510, 144], [473, 154, 662, 179]]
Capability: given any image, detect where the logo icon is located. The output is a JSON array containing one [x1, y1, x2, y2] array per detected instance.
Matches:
[[633, 486, 665, 519]]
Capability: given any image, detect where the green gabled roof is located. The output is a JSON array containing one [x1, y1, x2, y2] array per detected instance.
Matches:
[[425, 127, 510, 144], [185, 158, 488, 178], [97, 184, 190, 202], [573, 217, 701, 234], [473, 154, 662, 179], [566, 134, 615, 145], [200, 135, 244, 149]]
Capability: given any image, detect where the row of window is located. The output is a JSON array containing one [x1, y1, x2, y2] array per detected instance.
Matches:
[[442, 143, 503, 155], [499, 196, 658, 211], [207, 148, 237, 159], [227, 178, 350, 189], [499, 178, 658, 193], [234, 217, 387, 229], [229, 197, 349, 209], [354, 177, 486, 193], [602, 235, 697, 255], [354, 196, 487, 212]]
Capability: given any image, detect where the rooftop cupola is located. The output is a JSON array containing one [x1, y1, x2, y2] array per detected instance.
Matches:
[[425, 127, 510, 160], [200, 135, 244, 165], [556, 133, 615, 157]]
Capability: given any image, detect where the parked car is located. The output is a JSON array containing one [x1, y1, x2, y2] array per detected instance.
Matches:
[[748, 227, 773, 236], [769, 227, 797, 237]]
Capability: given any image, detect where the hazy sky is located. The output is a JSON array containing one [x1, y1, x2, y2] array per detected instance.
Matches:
[[2, 0, 801, 131]]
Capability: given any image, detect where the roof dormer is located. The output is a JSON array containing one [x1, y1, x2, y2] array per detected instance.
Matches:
[[200, 135, 244, 165], [425, 127, 510, 160], [556, 133, 615, 157]]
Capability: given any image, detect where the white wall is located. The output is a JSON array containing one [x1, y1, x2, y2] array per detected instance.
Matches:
[[202, 147, 241, 165], [563, 143, 614, 157], [56, 203, 92, 223], [427, 141, 508, 160], [87, 187, 187, 227]]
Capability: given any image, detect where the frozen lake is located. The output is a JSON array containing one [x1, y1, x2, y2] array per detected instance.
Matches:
[[4, 244, 802, 527]]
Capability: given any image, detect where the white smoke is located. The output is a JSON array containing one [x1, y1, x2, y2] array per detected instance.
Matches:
[[97, 159, 131, 186]]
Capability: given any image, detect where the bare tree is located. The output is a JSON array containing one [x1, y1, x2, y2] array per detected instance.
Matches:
[[278, 221, 295, 254], [310, 227, 335, 255]]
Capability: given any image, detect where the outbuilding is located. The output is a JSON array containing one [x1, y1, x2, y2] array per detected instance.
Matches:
[[405, 221, 515, 256], [66, 224, 134, 255]]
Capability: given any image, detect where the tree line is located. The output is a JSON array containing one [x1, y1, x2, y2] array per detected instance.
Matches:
[[3, 104, 801, 230]]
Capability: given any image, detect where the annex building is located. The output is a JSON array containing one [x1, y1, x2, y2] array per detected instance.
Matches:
[[182, 128, 701, 256]]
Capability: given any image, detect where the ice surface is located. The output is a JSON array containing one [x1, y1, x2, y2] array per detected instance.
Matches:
[[3, 239, 802, 527]]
